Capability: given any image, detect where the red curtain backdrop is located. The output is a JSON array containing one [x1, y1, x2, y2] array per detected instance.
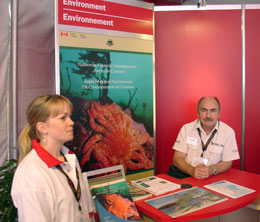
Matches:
[[154, 9, 242, 174], [245, 9, 260, 174]]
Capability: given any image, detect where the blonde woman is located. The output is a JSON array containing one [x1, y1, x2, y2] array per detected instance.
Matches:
[[11, 95, 94, 222]]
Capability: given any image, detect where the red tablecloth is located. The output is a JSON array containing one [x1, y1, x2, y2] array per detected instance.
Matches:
[[135, 169, 260, 222]]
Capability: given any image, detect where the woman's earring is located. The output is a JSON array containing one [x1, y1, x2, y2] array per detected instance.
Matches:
[[42, 136, 47, 146]]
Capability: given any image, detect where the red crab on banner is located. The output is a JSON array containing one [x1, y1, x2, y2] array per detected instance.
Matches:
[[66, 97, 154, 173]]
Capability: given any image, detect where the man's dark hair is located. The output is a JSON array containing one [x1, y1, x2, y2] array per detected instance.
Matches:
[[197, 96, 221, 113]]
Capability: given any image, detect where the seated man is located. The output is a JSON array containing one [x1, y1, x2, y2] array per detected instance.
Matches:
[[168, 96, 240, 179]]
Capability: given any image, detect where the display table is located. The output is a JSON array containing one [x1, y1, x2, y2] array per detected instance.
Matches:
[[135, 169, 260, 222]]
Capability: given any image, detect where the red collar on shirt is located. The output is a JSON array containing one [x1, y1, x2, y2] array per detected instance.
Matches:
[[32, 139, 64, 168]]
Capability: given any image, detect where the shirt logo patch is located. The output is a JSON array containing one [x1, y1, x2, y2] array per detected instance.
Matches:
[[211, 142, 224, 148]]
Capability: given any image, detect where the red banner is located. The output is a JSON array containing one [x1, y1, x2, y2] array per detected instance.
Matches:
[[58, 0, 153, 35]]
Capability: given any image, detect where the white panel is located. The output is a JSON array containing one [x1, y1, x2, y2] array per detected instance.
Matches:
[[155, 5, 242, 11]]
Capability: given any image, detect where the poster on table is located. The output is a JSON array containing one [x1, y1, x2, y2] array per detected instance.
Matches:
[[55, 0, 154, 178]]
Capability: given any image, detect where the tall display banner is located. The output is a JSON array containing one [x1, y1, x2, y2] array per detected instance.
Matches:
[[55, 0, 154, 180]]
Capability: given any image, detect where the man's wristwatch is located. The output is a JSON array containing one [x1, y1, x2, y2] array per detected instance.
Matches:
[[210, 166, 217, 176]]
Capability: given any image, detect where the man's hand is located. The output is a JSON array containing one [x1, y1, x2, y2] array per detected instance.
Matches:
[[173, 151, 232, 179], [192, 164, 210, 179]]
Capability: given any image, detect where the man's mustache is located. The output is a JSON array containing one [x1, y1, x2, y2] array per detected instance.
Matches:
[[204, 118, 214, 121]]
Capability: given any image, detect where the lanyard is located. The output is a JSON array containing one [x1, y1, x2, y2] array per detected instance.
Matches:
[[197, 128, 217, 157], [56, 155, 82, 211]]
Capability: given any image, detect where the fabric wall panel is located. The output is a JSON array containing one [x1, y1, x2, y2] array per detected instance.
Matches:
[[17, 0, 55, 133], [0, 0, 10, 165], [245, 9, 260, 174]]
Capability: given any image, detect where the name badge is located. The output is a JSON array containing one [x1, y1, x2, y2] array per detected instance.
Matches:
[[192, 157, 209, 167], [186, 137, 197, 146]]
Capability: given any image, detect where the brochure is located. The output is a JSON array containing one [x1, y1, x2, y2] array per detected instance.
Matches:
[[131, 176, 181, 195], [204, 180, 256, 199], [87, 165, 141, 221], [127, 183, 152, 201], [145, 187, 227, 218]]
